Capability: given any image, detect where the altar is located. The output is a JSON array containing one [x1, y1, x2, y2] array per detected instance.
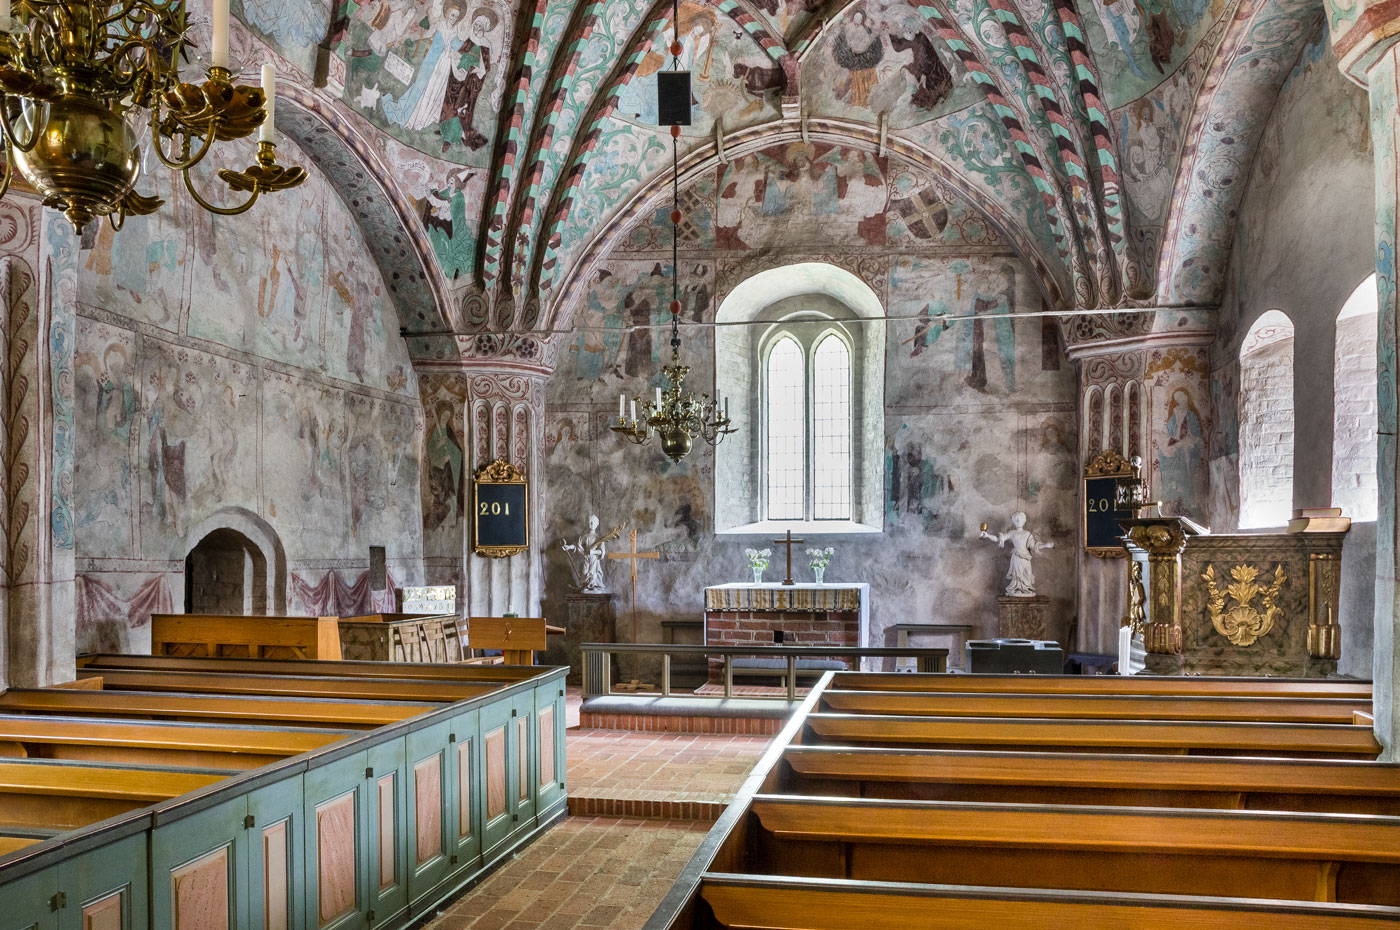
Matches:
[[703, 582, 872, 670]]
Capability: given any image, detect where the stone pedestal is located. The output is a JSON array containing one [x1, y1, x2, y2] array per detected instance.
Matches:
[[543, 593, 615, 684], [997, 595, 1050, 639]]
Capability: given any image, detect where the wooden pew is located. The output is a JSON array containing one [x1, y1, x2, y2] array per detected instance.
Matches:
[[150, 613, 343, 660], [831, 672, 1373, 699], [75, 667, 499, 703], [0, 759, 225, 830], [0, 687, 439, 729], [696, 875, 1400, 930], [802, 712, 1382, 758], [818, 689, 1371, 724], [743, 795, 1400, 904], [775, 746, 1400, 814], [78, 653, 536, 683], [0, 714, 352, 769]]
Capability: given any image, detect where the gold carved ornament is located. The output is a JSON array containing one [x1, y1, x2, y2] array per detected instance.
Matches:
[[1202, 564, 1286, 647], [1085, 449, 1133, 477], [1121, 561, 1146, 637]]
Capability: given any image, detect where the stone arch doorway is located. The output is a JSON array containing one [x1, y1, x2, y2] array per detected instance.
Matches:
[[183, 508, 287, 615], [185, 529, 267, 614]]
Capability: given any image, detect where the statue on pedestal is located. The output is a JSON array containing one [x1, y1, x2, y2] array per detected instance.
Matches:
[[561, 515, 621, 593], [979, 511, 1055, 597]]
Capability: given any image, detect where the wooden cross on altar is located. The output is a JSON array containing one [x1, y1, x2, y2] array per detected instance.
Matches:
[[773, 530, 805, 586], [607, 529, 659, 691]]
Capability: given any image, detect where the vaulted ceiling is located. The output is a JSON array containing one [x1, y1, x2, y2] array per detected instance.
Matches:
[[232, 0, 1328, 339]]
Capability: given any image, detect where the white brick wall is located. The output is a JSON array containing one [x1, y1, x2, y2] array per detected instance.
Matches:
[[1332, 312, 1379, 521], [1239, 336, 1295, 528]]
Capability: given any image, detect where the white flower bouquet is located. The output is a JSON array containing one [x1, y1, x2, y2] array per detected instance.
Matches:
[[744, 548, 772, 571], [806, 547, 835, 570]]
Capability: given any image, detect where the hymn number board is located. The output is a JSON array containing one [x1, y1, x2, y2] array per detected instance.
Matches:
[[473, 459, 529, 558], [1083, 449, 1135, 558]]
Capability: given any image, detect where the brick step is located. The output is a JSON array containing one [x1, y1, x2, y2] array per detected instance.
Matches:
[[567, 795, 729, 821], [578, 709, 785, 734]]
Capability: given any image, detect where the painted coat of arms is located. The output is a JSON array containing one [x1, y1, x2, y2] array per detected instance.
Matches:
[[1201, 563, 1286, 647]]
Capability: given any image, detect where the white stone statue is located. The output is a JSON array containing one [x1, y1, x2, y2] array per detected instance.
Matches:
[[979, 511, 1055, 597], [561, 515, 620, 593]]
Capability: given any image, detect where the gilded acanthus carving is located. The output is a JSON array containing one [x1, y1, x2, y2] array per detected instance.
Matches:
[[1122, 560, 1146, 637], [1202, 563, 1286, 647], [1085, 448, 1133, 478]]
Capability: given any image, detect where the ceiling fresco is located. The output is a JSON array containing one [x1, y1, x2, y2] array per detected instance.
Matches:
[[221, 0, 1333, 346]]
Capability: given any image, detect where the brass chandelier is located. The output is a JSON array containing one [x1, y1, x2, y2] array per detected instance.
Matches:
[[0, 0, 305, 232], [611, 0, 732, 464]]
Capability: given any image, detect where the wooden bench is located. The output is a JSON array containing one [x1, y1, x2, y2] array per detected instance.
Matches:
[[801, 712, 1382, 758], [0, 759, 226, 830], [0, 714, 351, 769], [75, 667, 499, 703], [78, 653, 535, 683], [817, 689, 1372, 724], [696, 875, 1400, 929], [150, 613, 343, 660], [775, 746, 1400, 814], [744, 794, 1400, 904], [831, 672, 1373, 699], [0, 687, 439, 728]]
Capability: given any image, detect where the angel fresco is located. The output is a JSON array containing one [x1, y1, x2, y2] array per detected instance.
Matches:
[[426, 401, 466, 530], [833, 11, 883, 108]]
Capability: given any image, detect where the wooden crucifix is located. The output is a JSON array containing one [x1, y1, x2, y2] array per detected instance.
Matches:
[[773, 530, 805, 586], [607, 528, 659, 691]]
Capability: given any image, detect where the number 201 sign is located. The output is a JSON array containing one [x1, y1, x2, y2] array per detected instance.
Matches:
[[473, 459, 529, 558]]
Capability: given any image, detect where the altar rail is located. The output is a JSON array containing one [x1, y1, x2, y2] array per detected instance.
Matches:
[[580, 644, 949, 701]]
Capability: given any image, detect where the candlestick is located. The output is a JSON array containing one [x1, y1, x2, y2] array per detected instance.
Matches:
[[211, 0, 230, 69], [259, 63, 276, 143]]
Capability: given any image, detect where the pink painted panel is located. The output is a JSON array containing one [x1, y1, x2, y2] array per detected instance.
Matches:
[[316, 792, 357, 924], [485, 726, 506, 820], [263, 820, 289, 930], [539, 705, 555, 790], [83, 889, 125, 930], [377, 774, 396, 890], [415, 754, 443, 865], [516, 716, 529, 802], [172, 846, 231, 930], [457, 740, 472, 839]]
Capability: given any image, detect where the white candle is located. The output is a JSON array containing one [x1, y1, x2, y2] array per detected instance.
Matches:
[[259, 63, 276, 143], [724, 395, 729, 418], [212, 0, 230, 69], [618, 393, 625, 420], [0, 0, 12, 31], [630, 399, 637, 422], [655, 387, 662, 409]]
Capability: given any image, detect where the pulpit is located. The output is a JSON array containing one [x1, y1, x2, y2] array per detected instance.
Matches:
[[1121, 514, 1345, 677], [703, 583, 871, 676]]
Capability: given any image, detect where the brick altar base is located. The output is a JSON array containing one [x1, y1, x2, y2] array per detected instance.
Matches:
[[704, 609, 859, 682]]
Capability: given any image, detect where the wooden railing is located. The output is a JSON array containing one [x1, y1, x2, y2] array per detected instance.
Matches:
[[580, 644, 949, 701]]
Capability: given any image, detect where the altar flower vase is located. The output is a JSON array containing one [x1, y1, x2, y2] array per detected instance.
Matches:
[[752, 566, 765, 585], [813, 565, 825, 585]]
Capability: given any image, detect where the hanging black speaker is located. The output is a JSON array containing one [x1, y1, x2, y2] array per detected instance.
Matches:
[[657, 70, 692, 126]]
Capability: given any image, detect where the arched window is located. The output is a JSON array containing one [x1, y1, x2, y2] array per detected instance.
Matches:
[[765, 336, 806, 520], [1239, 309, 1296, 529], [714, 263, 885, 534], [1333, 274, 1379, 522], [812, 335, 853, 519], [761, 331, 854, 522]]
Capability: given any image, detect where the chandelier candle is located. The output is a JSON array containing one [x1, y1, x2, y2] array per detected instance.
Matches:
[[260, 64, 277, 144], [212, 0, 230, 69]]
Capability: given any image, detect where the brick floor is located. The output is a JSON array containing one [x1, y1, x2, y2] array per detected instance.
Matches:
[[420, 698, 771, 930], [567, 729, 770, 820], [427, 817, 711, 930]]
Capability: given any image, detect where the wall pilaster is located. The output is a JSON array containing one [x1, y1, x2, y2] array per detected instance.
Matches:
[[414, 335, 555, 621]]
